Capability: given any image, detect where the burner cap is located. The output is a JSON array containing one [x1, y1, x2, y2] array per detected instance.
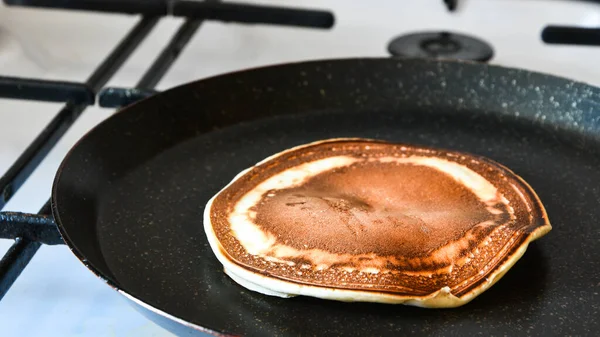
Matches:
[[388, 31, 494, 62]]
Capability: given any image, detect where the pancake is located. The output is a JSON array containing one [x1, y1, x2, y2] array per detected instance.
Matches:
[[203, 138, 551, 308]]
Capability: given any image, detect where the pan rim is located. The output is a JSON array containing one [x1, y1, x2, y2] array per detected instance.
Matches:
[[50, 56, 600, 335]]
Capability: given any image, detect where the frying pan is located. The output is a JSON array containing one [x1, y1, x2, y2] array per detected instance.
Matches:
[[52, 58, 600, 336]]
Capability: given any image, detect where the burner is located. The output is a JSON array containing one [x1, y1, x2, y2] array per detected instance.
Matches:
[[388, 31, 494, 62]]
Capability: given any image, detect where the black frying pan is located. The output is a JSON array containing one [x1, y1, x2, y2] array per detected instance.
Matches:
[[52, 58, 600, 336]]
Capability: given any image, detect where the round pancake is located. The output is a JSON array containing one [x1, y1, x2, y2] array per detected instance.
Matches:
[[203, 138, 551, 308]]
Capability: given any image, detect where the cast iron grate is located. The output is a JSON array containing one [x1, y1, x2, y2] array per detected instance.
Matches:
[[0, 0, 334, 301]]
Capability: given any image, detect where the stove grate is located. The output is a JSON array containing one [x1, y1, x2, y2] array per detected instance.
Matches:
[[0, 0, 334, 301]]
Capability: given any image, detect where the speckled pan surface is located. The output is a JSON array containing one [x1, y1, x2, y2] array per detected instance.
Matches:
[[52, 58, 600, 336]]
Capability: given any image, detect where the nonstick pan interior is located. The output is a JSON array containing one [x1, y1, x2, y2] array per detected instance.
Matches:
[[52, 58, 600, 336]]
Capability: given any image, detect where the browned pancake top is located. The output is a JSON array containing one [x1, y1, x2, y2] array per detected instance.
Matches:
[[208, 139, 548, 297]]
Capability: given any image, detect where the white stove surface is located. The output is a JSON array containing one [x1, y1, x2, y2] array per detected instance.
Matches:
[[1, 0, 599, 336]]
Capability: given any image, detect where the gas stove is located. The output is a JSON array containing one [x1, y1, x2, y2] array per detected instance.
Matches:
[[1, 1, 600, 336]]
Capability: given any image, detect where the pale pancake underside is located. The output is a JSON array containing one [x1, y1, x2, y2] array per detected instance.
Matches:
[[203, 138, 551, 308]]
